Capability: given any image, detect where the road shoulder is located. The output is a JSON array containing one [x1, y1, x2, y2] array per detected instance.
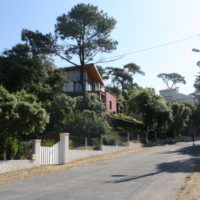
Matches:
[[176, 165, 200, 200]]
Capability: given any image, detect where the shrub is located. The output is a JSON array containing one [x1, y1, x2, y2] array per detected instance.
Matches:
[[75, 93, 105, 114], [41, 139, 57, 147], [64, 110, 117, 139]]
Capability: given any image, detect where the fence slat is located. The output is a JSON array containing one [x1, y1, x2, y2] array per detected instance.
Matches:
[[40, 142, 61, 165]]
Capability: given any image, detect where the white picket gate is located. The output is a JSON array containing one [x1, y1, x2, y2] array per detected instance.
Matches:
[[40, 142, 61, 165]]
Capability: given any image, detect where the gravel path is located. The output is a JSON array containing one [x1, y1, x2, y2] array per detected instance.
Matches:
[[0, 142, 199, 200]]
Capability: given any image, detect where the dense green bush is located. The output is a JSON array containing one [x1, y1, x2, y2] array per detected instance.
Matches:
[[129, 88, 172, 139], [75, 93, 105, 114], [169, 102, 192, 137], [91, 138, 101, 150], [41, 139, 57, 147], [64, 110, 117, 139], [45, 94, 75, 132], [0, 86, 49, 159]]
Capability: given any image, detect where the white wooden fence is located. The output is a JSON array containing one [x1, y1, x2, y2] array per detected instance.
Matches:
[[40, 142, 61, 165]]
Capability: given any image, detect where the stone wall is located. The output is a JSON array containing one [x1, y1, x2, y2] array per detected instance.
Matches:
[[68, 142, 143, 162], [0, 135, 143, 174], [68, 150, 103, 162], [0, 139, 41, 174], [0, 160, 40, 174], [101, 145, 129, 153]]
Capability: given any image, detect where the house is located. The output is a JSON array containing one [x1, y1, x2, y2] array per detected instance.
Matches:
[[57, 64, 117, 113], [159, 88, 194, 103]]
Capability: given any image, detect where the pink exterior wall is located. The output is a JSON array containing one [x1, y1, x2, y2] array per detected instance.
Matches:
[[105, 92, 117, 113]]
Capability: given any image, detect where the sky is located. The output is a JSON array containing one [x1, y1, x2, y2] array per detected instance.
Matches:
[[1, 0, 200, 94]]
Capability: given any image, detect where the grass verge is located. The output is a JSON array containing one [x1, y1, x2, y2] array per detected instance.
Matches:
[[176, 165, 200, 200]]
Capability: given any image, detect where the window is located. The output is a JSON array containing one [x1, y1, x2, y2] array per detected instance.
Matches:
[[74, 81, 83, 91], [86, 83, 92, 91], [109, 101, 112, 110]]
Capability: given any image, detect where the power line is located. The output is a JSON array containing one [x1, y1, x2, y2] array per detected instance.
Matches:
[[124, 34, 200, 55], [94, 33, 200, 63], [2, 33, 200, 65]]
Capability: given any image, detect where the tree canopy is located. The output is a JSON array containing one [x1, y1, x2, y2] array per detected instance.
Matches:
[[21, 4, 118, 96], [0, 43, 64, 97], [157, 73, 186, 89], [105, 63, 144, 90], [55, 3, 118, 66], [193, 61, 200, 99], [170, 103, 192, 137], [75, 93, 105, 114], [0, 86, 49, 152], [129, 88, 172, 138]]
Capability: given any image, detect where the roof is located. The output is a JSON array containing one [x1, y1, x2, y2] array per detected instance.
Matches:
[[159, 89, 194, 103], [56, 64, 104, 86], [159, 88, 178, 92]]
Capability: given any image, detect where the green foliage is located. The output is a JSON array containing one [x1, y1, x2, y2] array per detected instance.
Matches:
[[21, 29, 56, 56], [0, 86, 49, 138], [117, 95, 127, 113], [0, 136, 19, 160], [191, 102, 200, 130], [45, 94, 76, 132], [41, 139, 57, 147], [170, 102, 192, 137], [104, 64, 144, 114], [157, 73, 186, 89], [105, 63, 144, 90], [116, 113, 142, 124], [55, 3, 118, 65], [21, 4, 118, 67], [91, 138, 101, 150], [69, 140, 74, 149], [0, 43, 64, 97], [106, 67, 132, 89], [0, 86, 49, 158], [64, 110, 116, 139], [96, 66, 109, 80], [19, 4, 118, 99], [6, 137, 19, 159], [75, 93, 105, 114], [140, 134, 149, 145], [15, 92, 49, 135], [129, 88, 172, 138], [193, 63, 200, 99], [106, 86, 122, 97], [123, 63, 145, 76]]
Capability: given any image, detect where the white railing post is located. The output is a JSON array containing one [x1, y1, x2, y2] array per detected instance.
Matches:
[[85, 137, 88, 151], [3, 150, 6, 161], [100, 135, 104, 151], [127, 133, 130, 147], [115, 138, 118, 146], [32, 139, 41, 164], [60, 133, 70, 164]]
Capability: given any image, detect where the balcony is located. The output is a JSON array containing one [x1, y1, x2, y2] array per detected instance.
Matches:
[[65, 81, 105, 93]]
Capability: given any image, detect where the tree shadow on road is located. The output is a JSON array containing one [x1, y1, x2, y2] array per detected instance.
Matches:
[[162, 144, 200, 157], [107, 145, 200, 184]]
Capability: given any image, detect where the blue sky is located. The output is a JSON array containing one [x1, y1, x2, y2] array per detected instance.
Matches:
[[1, 0, 200, 94]]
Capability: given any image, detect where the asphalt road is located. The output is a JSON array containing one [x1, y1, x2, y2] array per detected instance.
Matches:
[[1, 142, 200, 200]]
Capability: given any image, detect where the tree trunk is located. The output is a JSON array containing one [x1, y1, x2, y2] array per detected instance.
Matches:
[[145, 132, 149, 144], [155, 132, 158, 141], [80, 65, 87, 109], [3, 149, 6, 160], [173, 127, 176, 139]]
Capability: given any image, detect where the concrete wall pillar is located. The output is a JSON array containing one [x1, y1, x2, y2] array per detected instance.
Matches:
[[60, 133, 70, 164], [32, 139, 41, 164], [100, 135, 104, 151]]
